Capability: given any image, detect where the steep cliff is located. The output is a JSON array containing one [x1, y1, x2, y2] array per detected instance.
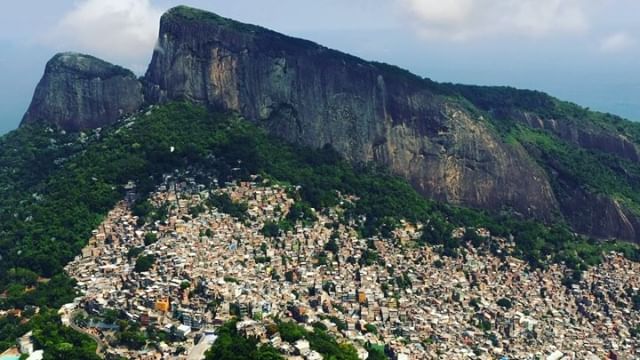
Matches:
[[21, 52, 144, 131], [144, 6, 558, 222], [20, 6, 640, 242], [447, 84, 640, 162], [441, 84, 640, 242]]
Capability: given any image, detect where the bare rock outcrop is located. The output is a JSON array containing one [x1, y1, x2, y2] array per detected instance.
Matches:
[[21, 52, 143, 131], [143, 6, 558, 221]]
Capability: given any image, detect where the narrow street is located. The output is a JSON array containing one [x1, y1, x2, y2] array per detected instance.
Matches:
[[69, 310, 106, 358], [187, 334, 217, 360]]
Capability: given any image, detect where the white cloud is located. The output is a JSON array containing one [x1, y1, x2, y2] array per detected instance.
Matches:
[[49, 0, 163, 73], [600, 32, 636, 53], [398, 0, 590, 40]]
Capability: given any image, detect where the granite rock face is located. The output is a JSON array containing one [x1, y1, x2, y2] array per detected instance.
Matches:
[[21, 53, 143, 131], [512, 110, 640, 163], [144, 6, 558, 221], [22, 6, 640, 242]]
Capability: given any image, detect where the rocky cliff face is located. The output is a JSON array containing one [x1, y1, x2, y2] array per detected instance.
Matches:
[[21, 6, 640, 242], [508, 109, 640, 163], [144, 6, 559, 221], [21, 53, 143, 131]]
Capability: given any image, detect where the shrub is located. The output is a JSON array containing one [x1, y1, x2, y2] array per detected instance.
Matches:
[[497, 297, 512, 309], [134, 255, 155, 272]]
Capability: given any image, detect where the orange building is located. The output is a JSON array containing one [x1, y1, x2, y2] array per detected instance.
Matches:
[[155, 297, 170, 312], [358, 291, 367, 304]]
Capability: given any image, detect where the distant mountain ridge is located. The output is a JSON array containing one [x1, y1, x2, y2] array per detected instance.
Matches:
[[19, 5, 640, 243]]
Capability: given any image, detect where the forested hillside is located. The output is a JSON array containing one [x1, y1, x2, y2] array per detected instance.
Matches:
[[0, 102, 638, 357]]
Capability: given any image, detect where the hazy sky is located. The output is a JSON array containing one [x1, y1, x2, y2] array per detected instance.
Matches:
[[1, 0, 639, 134]]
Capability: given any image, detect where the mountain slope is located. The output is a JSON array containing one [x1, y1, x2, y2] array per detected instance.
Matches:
[[144, 6, 557, 224], [1, 102, 637, 298], [3, 5, 640, 358], [442, 85, 640, 241], [142, 6, 640, 242], [2, 102, 639, 357], [18, 5, 640, 243]]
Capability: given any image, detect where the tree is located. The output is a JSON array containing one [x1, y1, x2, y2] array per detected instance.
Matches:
[[324, 238, 339, 254], [366, 343, 389, 360], [206, 321, 284, 360], [284, 271, 295, 283], [277, 321, 306, 343], [261, 222, 281, 238], [180, 281, 191, 290], [463, 228, 485, 247], [208, 193, 248, 220], [497, 297, 513, 310], [144, 233, 158, 246], [286, 202, 317, 223], [30, 309, 101, 359], [420, 216, 453, 246], [134, 255, 155, 272], [103, 309, 120, 324], [118, 324, 147, 350]]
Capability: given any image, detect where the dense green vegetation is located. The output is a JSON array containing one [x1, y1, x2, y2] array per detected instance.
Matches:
[[276, 321, 359, 360], [0, 102, 638, 355], [167, 5, 262, 34], [134, 255, 155, 273], [440, 83, 640, 218], [509, 125, 640, 214], [208, 193, 248, 220], [206, 320, 283, 360], [0, 315, 28, 351], [2, 274, 78, 311], [440, 83, 639, 135], [366, 343, 389, 360], [117, 321, 148, 350], [261, 221, 281, 238], [132, 199, 168, 225], [144, 232, 158, 246], [30, 310, 100, 360], [441, 84, 559, 119]]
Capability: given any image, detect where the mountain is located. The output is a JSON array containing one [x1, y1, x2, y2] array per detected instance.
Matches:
[[144, 6, 558, 223], [19, 6, 640, 243], [21, 52, 143, 131], [2, 102, 638, 359], [4, 5, 640, 359], [143, 6, 640, 243]]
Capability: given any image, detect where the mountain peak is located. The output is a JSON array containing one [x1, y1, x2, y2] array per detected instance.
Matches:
[[21, 53, 143, 131], [163, 5, 226, 21], [144, 6, 559, 226], [18, 5, 640, 243], [161, 5, 262, 33], [46, 52, 134, 79]]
